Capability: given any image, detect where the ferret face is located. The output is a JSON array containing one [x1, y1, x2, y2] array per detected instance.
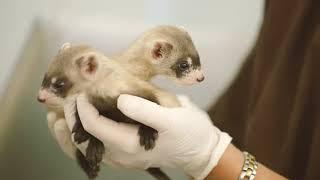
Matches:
[[149, 38, 204, 85], [146, 25, 204, 85], [38, 71, 74, 109], [37, 44, 101, 109], [168, 54, 204, 85]]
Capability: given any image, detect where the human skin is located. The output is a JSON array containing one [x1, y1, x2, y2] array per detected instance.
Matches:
[[206, 144, 287, 180]]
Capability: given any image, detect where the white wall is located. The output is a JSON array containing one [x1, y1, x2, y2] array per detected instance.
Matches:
[[0, 0, 52, 95], [0, 0, 264, 104]]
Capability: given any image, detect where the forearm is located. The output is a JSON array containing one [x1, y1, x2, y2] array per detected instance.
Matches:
[[206, 144, 287, 180]]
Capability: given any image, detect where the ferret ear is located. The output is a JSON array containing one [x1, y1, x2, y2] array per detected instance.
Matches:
[[75, 54, 98, 80], [176, 25, 188, 33], [59, 42, 71, 53], [151, 41, 173, 62]]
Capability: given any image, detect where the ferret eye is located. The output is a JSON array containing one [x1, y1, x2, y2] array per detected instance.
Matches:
[[179, 61, 189, 70], [53, 82, 65, 89]]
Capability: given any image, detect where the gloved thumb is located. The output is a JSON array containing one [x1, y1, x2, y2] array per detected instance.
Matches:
[[176, 95, 198, 109], [117, 94, 170, 131]]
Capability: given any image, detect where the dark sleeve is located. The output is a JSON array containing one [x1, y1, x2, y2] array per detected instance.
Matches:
[[208, 0, 320, 179]]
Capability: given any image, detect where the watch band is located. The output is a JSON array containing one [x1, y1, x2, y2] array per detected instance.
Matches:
[[238, 151, 258, 180]]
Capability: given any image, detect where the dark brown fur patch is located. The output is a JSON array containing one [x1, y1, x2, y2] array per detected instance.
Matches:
[[147, 168, 170, 180], [170, 58, 189, 78], [191, 53, 201, 68], [76, 149, 100, 180], [40, 72, 73, 98], [170, 54, 201, 78]]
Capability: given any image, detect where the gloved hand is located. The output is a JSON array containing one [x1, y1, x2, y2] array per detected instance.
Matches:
[[47, 95, 231, 179], [58, 94, 232, 180]]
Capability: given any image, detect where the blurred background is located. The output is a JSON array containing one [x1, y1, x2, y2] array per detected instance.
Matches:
[[0, 0, 264, 179]]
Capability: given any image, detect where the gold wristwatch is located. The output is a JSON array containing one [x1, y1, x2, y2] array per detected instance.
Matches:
[[238, 151, 258, 180]]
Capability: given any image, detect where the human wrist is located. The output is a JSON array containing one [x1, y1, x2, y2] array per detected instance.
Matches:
[[205, 143, 245, 180]]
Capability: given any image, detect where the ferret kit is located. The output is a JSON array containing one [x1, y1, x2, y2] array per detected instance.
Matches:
[[37, 25, 204, 180]]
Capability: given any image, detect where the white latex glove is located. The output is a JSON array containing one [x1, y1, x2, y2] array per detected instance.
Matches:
[[46, 111, 76, 159], [61, 94, 232, 180]]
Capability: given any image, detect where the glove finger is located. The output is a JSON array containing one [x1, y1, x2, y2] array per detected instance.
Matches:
[[47, 111, 58, 137], [63, 94, 78, 131], [117, 94, 169, 131], [54, 119, 77, 159]]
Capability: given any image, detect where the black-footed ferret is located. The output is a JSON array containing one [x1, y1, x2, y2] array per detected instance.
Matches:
[[113, 25, 204, 84]]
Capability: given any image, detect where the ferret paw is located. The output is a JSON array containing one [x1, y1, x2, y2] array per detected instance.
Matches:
[[86, 138, 105, 167], [76, 149, 99, 180], [138, 125, 158, 150], [73, 130, 90, 144]]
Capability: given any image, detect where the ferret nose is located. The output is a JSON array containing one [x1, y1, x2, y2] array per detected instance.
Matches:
[[37, 96, 46, 103], [197, 76, 205, 82]]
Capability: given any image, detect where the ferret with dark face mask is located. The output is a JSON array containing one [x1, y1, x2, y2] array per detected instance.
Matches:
[[38, 25, 203, 180], [113, 25, 204, 84]]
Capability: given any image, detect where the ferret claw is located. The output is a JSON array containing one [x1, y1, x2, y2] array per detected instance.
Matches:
[[138, 125, 158, 150]]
